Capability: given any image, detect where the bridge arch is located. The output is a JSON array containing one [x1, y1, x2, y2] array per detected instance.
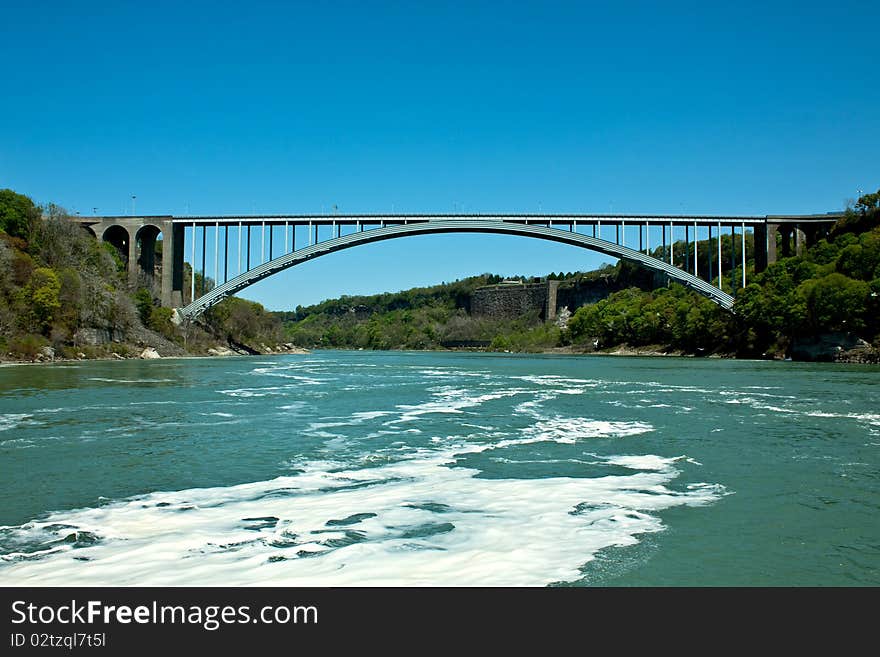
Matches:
[[134, 223, 163, 293], [102, 224, 130, 265], [175, 220, 736, 321]]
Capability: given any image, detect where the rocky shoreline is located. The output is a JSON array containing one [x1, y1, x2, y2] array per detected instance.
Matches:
[[4, 338, 877, 366], [0, 341, 310, 365]]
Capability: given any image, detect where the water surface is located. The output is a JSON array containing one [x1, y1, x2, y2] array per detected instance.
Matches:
[[0, 352, 877, 585]]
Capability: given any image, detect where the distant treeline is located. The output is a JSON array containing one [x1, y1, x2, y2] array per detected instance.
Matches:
[[279, 274, 558, 351]]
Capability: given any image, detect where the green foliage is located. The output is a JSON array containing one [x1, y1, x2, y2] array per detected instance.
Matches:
[[798, 273, 870, 333], [102, 242, 125, 272], [282, 274, 503, 323], [0, 192, 148, 356], [567, 285, 732, 352], [282, 276, 564, 353], [831, 188, 880, 238], [134, 288, 154, 325], [193, 272, 215, 296], [9, 334, 48, 360], [735, 223, 880, 353], [205, 297, 281, 346], [0, 189, 40, 240], [835, 231, 880, 281], [147, 306, 176, 339], [27, 267, 62, 330], [56, 267, 82, 331]]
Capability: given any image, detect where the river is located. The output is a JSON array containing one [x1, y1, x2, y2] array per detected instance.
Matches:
[[0, 351, 877, 585]]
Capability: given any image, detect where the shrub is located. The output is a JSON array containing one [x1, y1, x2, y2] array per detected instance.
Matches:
[[148, 306, 176, 339], [9, 334, 48, 361], [134, 288, 154, 325], [0, 189, 40, 241]]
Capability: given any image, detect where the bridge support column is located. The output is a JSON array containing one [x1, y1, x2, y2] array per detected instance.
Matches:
[[163, 222, 185, 307], [777, 224, 793, 258], [127, 243, 140, 290], [767, 223, 780, 265], [754, 223, 769, 273], [803, 224, 820, 248]]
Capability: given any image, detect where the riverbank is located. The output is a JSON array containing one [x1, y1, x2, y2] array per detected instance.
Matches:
[[0, 341, 311, 366], [3, 331, 876, 367], [248, 341, 880, 364], [521, 343, 876, 363]]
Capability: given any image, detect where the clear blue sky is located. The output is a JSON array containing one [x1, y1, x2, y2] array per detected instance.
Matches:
[[2, 1, 877, 309]]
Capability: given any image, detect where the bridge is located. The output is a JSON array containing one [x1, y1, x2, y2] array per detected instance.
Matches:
[[72, 212, 842, 321]]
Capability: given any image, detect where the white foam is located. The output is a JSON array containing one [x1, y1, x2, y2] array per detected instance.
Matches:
[[0, 414, 32, 432], [279, 402, 309, 411], [514, 375, 598, 387], [389, 388, 531, 424], [218, 385, 296, 398], [308, 411, 395, 430], [0, 437, 725, 586], [499, 417, 654, 448], [416, 369, 490, 378], [604, 454, 680, 471], [724, 397, 880, 426]]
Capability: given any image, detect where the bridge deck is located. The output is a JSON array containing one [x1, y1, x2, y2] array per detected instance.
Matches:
[[73, 212, 843, 228], [167, 213, 792, 226], [73, 211, 842, 316]]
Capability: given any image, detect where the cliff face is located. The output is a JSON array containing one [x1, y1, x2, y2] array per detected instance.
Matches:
[[471, 281, 557, 321], [470, 275, 634, 322], [556, 276, 638, 311]]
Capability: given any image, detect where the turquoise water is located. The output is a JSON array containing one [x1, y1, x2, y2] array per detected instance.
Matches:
[[0, 351, 877, 585]]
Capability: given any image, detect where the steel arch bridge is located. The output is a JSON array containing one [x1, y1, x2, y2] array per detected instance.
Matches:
[[176, 218, 737, 321], [71, 212, 842, 321]]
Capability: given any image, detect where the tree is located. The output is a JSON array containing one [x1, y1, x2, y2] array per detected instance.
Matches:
[[832, 188, 880, 237], [0, 189, 40, 241], [57, 267, 83, 332], [798, 273, 870, 333], [134, 288, 154, 324], [148, 307, 175, 339], [28, 267, 62, 331]]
